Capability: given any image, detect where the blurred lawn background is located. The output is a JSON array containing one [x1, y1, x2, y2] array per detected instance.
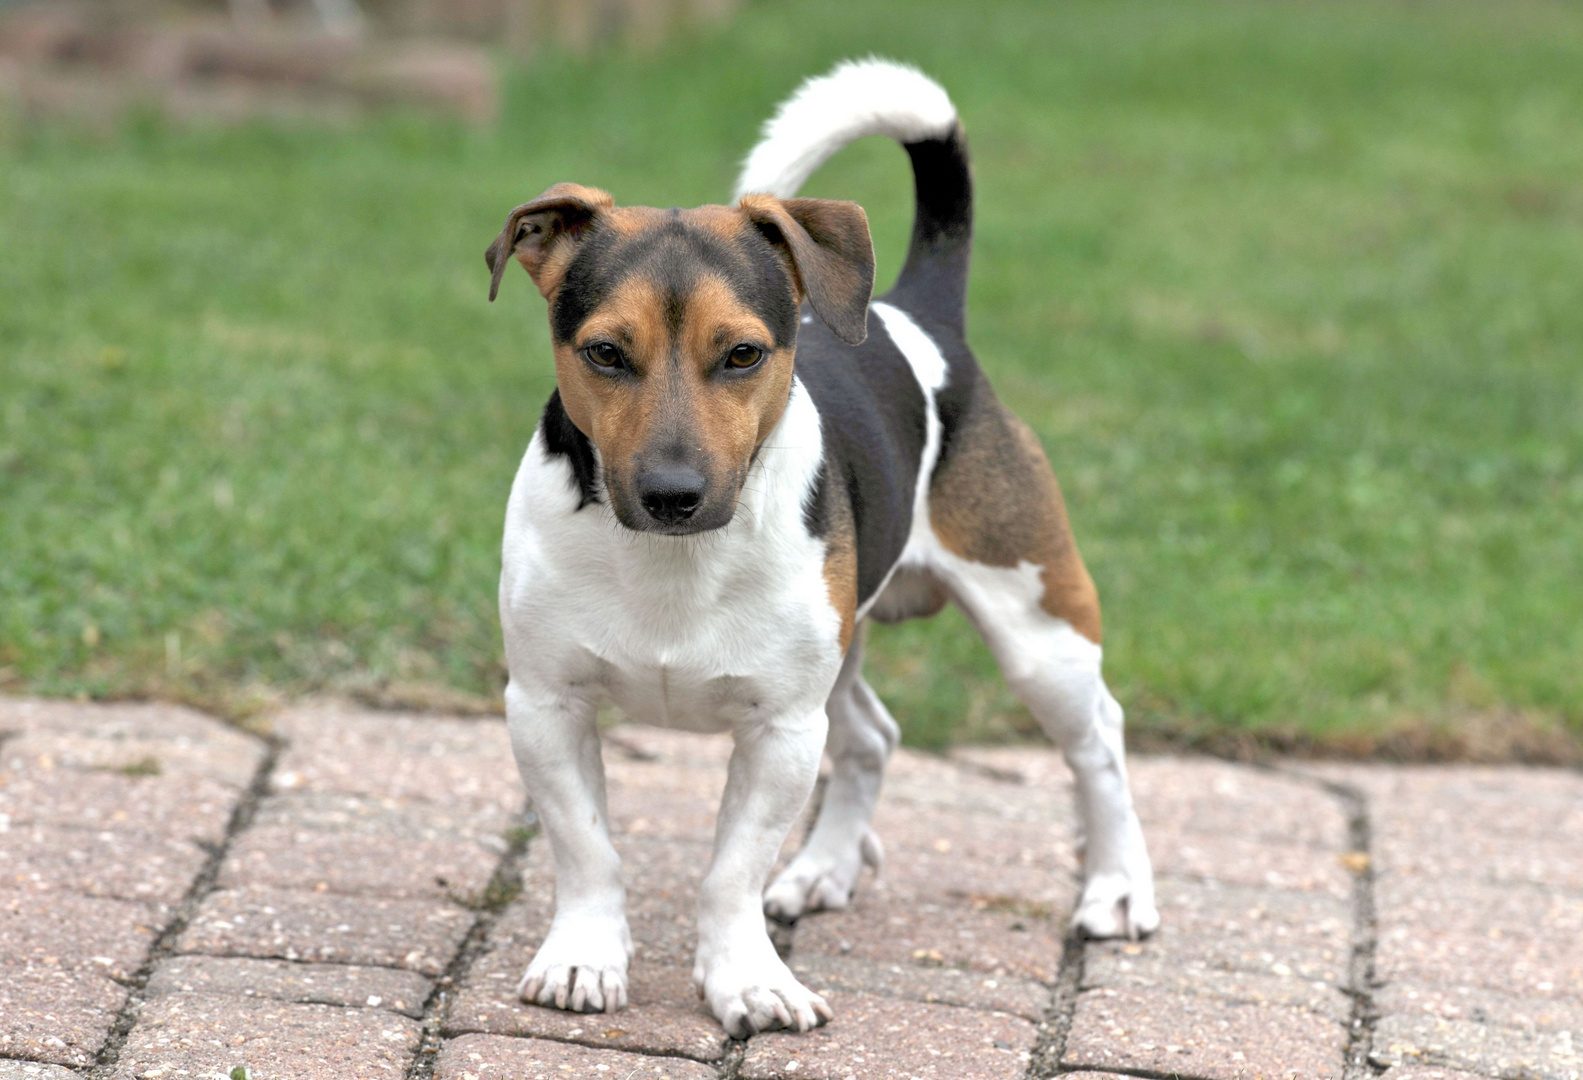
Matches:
[[3, 0, 1581, 757]]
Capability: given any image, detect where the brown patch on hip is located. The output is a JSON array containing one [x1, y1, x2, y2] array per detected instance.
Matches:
[[927, 389, 1102, 643]]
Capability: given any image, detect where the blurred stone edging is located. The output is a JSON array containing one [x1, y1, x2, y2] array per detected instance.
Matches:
[[0, 0, 740, 124]]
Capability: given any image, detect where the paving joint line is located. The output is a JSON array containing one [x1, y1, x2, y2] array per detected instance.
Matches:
[[1277, 766, 1383, 1079], [1052, 1065, 1227, 1080], [448, 1027, 729, 1068], [172, 951, 453, 976], [84, 731, 283, 1079], [1332, 780, 1383, 1080], [403, 804, 537, 1080], [1023, 929, 1086, 1079], [714, 1037, 746, 1080]]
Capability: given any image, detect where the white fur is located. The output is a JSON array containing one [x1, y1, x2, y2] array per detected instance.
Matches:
[[733, 58, 957, 200], [896, 542, 1158, 938], [879, 303, 1155, 937], [762, 302, 1159, 938], [501, 379, 842, 1033], [501, 379, 840, 730], [502, 58, 1157, 1036]]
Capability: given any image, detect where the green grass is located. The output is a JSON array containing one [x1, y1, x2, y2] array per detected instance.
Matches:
[[3, 0, 1582, 755]]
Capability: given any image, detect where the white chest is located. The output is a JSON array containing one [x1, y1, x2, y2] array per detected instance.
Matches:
[[499, 381, 842, 730]]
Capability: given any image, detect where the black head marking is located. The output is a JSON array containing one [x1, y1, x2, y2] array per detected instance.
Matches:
[[549, 215, 799, 348]]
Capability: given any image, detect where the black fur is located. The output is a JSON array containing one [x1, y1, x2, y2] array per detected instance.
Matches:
[[551, 216, 799, 349], [795, 123, 983, 606], [536, 120, 982, 612], [540, 390, 600, 509], [795, 312, 929, 605], [800, 455, 830, 538], [886, 125, 974, 333]]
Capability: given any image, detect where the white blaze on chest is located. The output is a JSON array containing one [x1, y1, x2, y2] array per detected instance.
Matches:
[[500, 379, 841, 730]]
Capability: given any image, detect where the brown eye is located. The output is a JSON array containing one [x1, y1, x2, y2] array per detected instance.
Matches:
[[726, 344, 763, 370], [585, 342, 623, 368]]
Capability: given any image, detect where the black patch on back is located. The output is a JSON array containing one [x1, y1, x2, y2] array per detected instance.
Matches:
[[796, 310, 930, 605], [539, 389, 600, 508]]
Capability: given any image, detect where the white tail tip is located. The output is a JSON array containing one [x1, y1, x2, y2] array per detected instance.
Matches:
[[733, 57, 957, 201]]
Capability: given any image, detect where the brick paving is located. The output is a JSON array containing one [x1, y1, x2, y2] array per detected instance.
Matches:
[[1, 696, 1579, 1079]]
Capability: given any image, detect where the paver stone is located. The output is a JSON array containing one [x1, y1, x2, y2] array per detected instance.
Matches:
[[1063, 985, 1346, 1079], [1374, 876, 1583, 1000], [179, 885, 472, 974], [0, 958, 128, 1067], [740, 993, 1034, 1079], [0, 1062, 83, 1079], [1370, 1013, 1583, 1078], [790, 951, 1050, 1020], [1, 821, 209, 908], [109, 993, 421, 1080], [269, 704, 520, 813], [435, 1032, 715, 1079], [146, 954, 433, 1018]]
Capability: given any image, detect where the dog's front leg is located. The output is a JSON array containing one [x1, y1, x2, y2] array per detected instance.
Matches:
[[695, 708, 834, 1038], [506, 679, 633, 1013]]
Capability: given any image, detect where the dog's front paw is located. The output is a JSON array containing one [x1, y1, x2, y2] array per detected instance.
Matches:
[[695, 940, 833, 1038], [1073, 874, 1159, 940], [764, 829, 882, 922], [518, 917, 633, 1013]]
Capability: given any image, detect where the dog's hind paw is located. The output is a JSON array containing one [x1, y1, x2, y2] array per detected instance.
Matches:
[[517, 919, 632, 1013], [763, 829, 882, 922]]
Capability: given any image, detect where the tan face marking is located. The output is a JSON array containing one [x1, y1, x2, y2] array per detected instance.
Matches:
[[554, 270, 794, 532], [489, 188, 874, 534]]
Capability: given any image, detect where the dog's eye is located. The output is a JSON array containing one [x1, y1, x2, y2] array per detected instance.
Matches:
[[726, 344, 763, 370], [585, 342, 623, 368]]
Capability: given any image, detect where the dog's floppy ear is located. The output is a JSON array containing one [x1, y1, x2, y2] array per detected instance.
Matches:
[[486, 183, 614, 301], [739, 195, 875, 346]]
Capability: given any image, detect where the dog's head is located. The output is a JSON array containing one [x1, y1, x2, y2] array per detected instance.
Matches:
[[486, 184, 874, 534]]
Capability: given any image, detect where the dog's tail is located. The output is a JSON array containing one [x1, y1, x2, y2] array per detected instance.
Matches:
[[733, 58, 972, 331]]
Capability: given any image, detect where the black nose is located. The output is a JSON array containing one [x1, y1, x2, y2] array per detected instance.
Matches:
[[638, 466, 706, 526]]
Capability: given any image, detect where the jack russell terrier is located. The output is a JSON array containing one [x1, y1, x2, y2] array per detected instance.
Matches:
[[486, 58, 1157, 1038]]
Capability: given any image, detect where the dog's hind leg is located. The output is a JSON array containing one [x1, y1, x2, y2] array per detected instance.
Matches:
[[954, 580, 1158, 939], [506, 679, 633, 1013], [763, 624, 897, 921], [926, 395, 1158, 940]]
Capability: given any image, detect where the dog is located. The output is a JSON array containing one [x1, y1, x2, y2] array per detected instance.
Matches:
[[486, 58, 1157, 1038]]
